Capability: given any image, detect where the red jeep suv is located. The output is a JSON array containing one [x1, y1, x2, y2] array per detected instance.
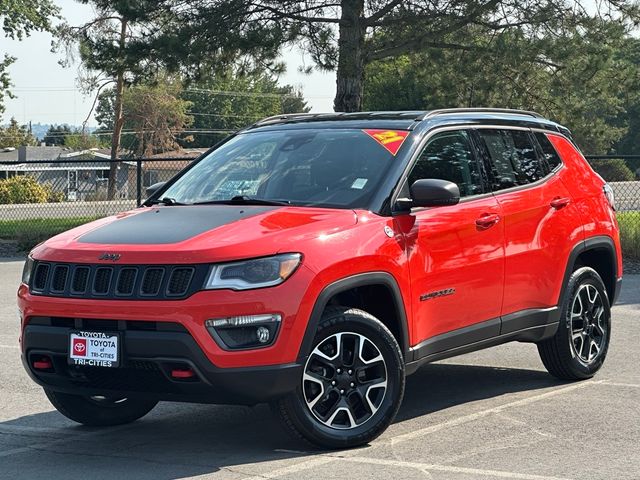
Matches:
[[18, 108, 622, 448]]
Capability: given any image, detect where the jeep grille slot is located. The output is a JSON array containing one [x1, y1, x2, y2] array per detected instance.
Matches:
[[71, 266, 90, 293], [116, 268, 137, 296], [50, 265, 69, 292], [93, 267, 113, 295], [33, 263, 50, 290], [28, 262, 204, 300], [141, 268, 164, 296], [167, 268, 195, 296]]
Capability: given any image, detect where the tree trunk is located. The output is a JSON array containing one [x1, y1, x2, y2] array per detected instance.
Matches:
[[334, 0, 366, 112], [108, 18, 127, 200]]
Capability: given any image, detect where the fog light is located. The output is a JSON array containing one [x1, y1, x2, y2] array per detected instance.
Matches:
[[205, 314, 281, 350], [256, 326, 270, 344]]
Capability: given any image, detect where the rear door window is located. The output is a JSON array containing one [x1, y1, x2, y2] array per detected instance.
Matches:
[[476, 129, 544, 191]]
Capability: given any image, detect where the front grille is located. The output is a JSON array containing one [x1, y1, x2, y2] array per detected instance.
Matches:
[[29, 262, 207, 300]]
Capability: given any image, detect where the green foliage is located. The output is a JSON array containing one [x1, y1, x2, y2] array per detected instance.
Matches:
[[44, 124, 73, 146], [96, 77, 193, 154], [95, 69, 309, 150], [0, 54, 14, 117], [617, 212, 640, 260], [124, 78, 193, 155], [0, 175, 63, 204], [0, 216, 101, 251], [181, 70, 309, 147], [0, 0, 59, 40], [363, 20, 640, 154], [588, 159, 636, 182], [64, 132, 105, 150], [0, 118, 37, 148], [136, 1, 640, 111]]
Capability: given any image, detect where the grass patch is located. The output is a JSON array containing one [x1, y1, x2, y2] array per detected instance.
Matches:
[[617, 212, 640, 260], [0, 217, 101, 252]]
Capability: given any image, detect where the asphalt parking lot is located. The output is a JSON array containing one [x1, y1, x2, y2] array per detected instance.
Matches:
[[1, 257, 639, 480]]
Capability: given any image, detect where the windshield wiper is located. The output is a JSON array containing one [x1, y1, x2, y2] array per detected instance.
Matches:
[[147, 197, 185, 206], [191, 195, 291, 206]]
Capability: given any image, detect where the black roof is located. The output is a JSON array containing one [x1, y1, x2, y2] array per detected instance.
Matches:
[[245, 108, 565, 134]]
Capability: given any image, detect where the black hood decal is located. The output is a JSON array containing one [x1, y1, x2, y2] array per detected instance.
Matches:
[[78, 205, 279, 244]]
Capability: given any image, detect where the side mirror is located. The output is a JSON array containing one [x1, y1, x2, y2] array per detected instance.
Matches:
[[397, 179, 460, 210], [145, 182, 166, 197]]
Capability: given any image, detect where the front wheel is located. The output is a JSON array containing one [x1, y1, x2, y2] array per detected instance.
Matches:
[[537, 267, 612, 380], [45, 389, 158, 426], [273, 307, 405, 449]]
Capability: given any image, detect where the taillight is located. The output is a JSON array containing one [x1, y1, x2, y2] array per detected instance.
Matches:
[[603, 184, 616, 211]]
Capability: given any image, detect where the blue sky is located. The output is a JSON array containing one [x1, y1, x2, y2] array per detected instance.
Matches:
[[2, 0, 336, 126]]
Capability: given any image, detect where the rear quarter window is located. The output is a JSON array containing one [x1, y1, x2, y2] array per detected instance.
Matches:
[[534, 132, 563, 172]]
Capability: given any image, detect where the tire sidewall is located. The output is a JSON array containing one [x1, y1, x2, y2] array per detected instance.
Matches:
[[559, 267, 612, 377], [285, 309, 405, 448]]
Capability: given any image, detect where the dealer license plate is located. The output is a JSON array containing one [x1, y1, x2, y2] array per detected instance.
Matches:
[[69, 331, 120, 368]]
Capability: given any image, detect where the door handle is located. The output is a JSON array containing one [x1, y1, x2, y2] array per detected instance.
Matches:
[[475, 213, 501, 229], [550, 197, 571, 209]]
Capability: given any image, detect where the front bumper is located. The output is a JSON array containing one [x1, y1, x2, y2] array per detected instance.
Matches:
[[22, 323, 302, 404], [18, 263, 318, 369]]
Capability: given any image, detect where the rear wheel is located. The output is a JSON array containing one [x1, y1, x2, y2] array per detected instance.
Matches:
[[45, 389, 158, 426], [538, 267, 611, 380], [273, 307, 405, 449]]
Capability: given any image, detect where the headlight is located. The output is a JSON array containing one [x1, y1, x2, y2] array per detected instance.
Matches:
[[204, 253, 301, 290], [21, 256, 34, 285]]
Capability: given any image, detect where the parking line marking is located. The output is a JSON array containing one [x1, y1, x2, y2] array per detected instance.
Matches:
[[342, 456, 575, 480], [0, 344, 19, 349], [0, 424, 65, 436], [241, 381, 601, 480], [386, 380, 603, 445], [601, 381, 640, 388], [240, 456, 338, 480]]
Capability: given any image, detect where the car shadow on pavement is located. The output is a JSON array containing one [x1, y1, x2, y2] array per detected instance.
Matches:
[[0, 362, 564, 479]]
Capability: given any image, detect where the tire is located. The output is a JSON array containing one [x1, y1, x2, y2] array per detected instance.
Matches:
[[537, 267, 611, 380], [44, 389, 158, 426], [273, 307, 405, 449]]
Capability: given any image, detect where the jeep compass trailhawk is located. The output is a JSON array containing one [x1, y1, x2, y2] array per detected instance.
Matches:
[[18, 108, 622, 448]]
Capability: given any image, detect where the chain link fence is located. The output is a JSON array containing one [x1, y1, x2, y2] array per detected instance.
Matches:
[[0, 155, 639, 263], [0, 157, 193, 250]]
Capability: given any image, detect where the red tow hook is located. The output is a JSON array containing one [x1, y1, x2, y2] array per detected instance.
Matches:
[[33, 357, 53, 370], [170, 367, 196, 379]]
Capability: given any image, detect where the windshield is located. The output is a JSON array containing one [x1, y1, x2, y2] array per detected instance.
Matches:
[[160, 129, 400, 209]]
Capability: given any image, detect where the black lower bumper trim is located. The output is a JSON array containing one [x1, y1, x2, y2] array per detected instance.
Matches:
[[613, 277, 623, 305], [22, 325, 301, 405]]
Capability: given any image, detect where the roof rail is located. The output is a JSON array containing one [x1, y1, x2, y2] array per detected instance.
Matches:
[[249, 111, 430, 129], [421, 108, 544, 119], [251, 113, 323, 127]]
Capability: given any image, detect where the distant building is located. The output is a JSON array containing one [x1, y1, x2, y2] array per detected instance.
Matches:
[[0, 146, 135, 201], [142, 148, 206, 187]]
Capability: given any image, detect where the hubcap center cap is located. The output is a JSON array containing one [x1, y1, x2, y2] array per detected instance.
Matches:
[[335, 371, 354, 391]]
